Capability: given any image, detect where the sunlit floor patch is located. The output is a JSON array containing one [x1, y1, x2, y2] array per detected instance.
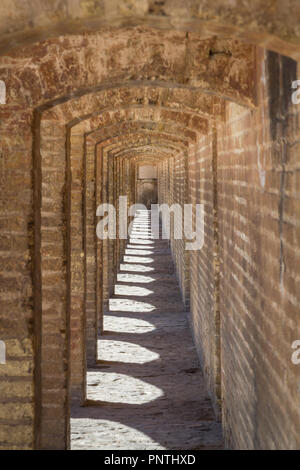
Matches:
[[114, 284, 154, 297], [129, 238, 154, 245], [98, 339, 159, 363], [109, 298, 156, 312], [130, 236, 155, 240], [117, 273, 155, 284], [120, 263, 154, 273], [131, 222, 151, 225], [71, 419, 166, 450], [87, 372, 163, 405], [127, 244, 154, 249], [123, 255, 154, 264], [104, 315, 155, 334], [131, 230, 153, 233], [87, 371, 163, 404], [130, 234, 153, 238], [125, 249, 154, 255]]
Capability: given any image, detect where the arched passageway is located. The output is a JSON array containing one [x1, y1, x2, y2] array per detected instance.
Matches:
[[72, 209, 223, 450], [0, 1, 300, 451]]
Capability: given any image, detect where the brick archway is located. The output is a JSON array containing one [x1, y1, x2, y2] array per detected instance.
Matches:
[[0, 8, 299, 450]]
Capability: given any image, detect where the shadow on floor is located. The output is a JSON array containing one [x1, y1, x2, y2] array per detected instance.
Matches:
[[71, 211, 223, 450]]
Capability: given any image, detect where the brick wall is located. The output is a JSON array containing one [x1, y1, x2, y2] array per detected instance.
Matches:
[[157, 49, 300, 449], [167, 50, 300, 449], [187, 129, 222, 417], [217, 51, 300, 449]]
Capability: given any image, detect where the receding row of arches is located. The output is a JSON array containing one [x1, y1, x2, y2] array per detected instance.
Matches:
[[0, 7, 300, 449]]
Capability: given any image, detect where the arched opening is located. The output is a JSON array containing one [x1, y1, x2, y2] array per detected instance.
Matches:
[[136, 163, 158, 209], [0, 3, 299, 450]]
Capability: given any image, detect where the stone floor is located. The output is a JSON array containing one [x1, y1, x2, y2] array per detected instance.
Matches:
[[71, 210, 223, 450]]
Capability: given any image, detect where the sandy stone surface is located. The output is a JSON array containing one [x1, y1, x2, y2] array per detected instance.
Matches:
[[71, 211, 223, 450]]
